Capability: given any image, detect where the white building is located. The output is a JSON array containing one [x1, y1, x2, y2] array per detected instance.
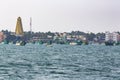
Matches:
[[105, 31, 120, 42]]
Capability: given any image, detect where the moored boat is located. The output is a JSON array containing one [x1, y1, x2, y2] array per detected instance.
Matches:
[[16, 41, 26, 46], [69, 42, 77, 45], [105, 41, 114, 46]]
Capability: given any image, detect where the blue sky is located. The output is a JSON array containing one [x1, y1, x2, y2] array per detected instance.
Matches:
[[0, 0, 120, 33]]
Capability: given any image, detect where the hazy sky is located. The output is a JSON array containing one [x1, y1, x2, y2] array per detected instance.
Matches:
[[0, 0, 120, 33]]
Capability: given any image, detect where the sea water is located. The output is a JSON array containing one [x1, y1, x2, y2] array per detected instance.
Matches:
[[0, 44, 120, 80]]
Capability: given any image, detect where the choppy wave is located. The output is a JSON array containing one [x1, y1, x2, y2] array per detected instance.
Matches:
[[0, 44, 120, 80]]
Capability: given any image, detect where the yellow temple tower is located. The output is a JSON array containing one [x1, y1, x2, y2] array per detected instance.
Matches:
[[15, 17, 24, 36]]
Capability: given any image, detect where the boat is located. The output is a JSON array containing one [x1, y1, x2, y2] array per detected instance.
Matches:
[[115, 42, 120, 45], [38, 40, 43, 45], [3, 40, 9, 44], [69, 41, 83, 45], [69, 42, 77, 45], [45, 41, 53, 47], [46, 44, 53, 47], [105, 41, 114, 46], [76, 41, 83, 45], [16, 41, 26, 46]]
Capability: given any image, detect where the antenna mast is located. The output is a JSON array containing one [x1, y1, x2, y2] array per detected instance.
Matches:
[[30, 17, 32, 34]]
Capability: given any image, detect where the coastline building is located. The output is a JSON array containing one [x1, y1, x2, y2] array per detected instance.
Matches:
[[0, 32, 5, 42], [105, 31, 120, 43]]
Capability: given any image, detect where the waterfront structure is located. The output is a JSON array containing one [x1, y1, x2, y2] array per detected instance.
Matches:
[[15, 17, 24, 36], [105, 31, 120, 43], [0, 32, 5, 42]]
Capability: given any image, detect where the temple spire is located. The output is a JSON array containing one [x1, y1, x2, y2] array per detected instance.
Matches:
[[15, 17, 24, 36]]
